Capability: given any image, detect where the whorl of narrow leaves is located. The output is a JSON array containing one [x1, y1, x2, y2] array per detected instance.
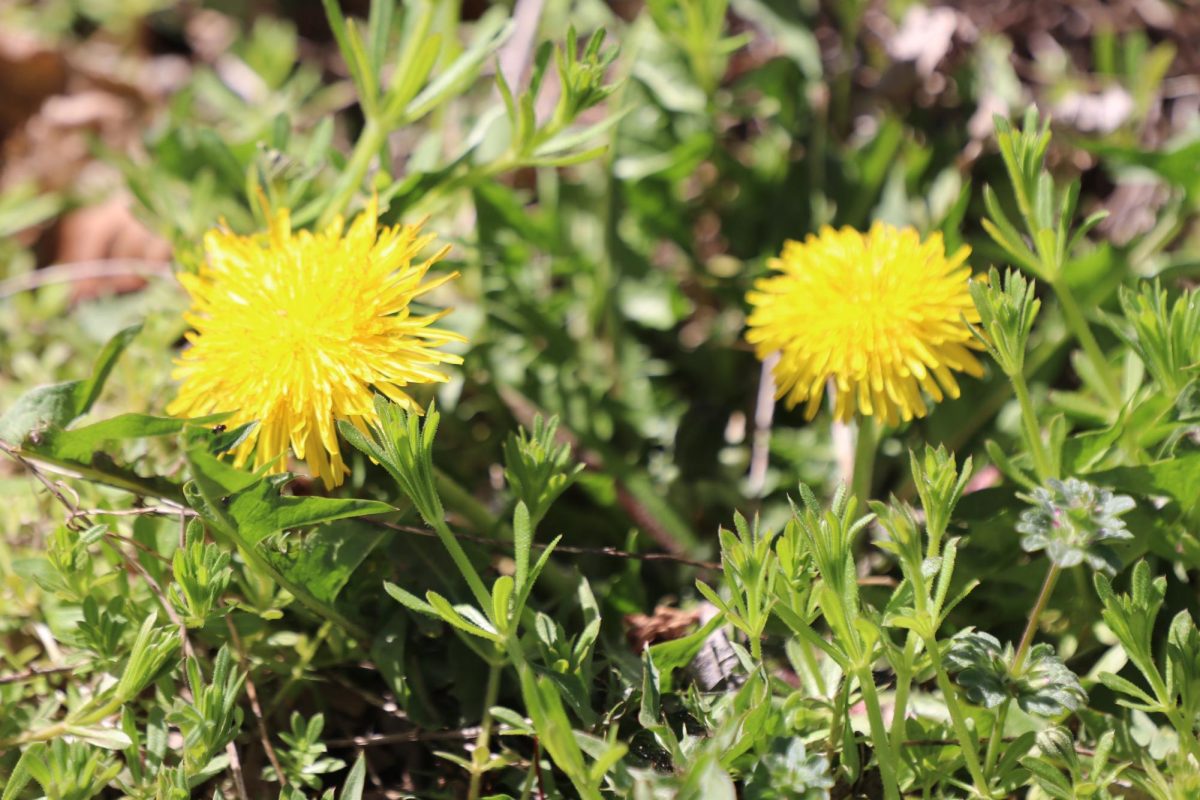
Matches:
[[968, 267, 1041, 378], [910, 444, 972, 550], [1111, 281, 1200, 396], [339, 396, 444, 526], [503, 415, 583, 527]]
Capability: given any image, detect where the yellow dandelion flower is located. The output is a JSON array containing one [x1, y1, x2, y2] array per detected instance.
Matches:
[[168, 198, 464, 489], [746, 222, 983, 425]]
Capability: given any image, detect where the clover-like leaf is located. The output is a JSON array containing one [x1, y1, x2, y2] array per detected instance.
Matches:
[[946, 631, 1010, 709], [1017, 478, 1135, 573], [1018, 644, 1087, 716], [947, 632, 1086, 716]]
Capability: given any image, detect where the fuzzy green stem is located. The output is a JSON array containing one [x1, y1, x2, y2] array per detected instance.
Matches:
[[855, 666, 902, 800], [931, 657, 992, 798], [1049, 280, 1121, 407], [1014, 564, 1061, 673], [889, 635, 918, 747], [799, 637, 827, 697], [431, 517, 493, 611], [467, 662, 504, 800], [1010, 373, 1054, 482]]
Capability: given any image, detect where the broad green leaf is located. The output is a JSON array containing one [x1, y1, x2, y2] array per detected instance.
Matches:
[[263, 519, 387, 605], [209, 469, 394, 547], [1091, 453, 1200, 521]]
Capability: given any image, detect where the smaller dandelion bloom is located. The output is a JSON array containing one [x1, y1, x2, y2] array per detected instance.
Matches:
[[169, 198, 464, 489], [746, 223, 984, 425]]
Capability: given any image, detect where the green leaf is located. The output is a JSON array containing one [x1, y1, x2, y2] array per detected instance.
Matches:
[[1, 745, 42, 800], [262, 520, 387, 606], [639, 647, 661, 728], [36, 414, 186, 462], [64, 725, 134, 751], [339, 755, 367, 800], [490, 574, 514, 631], [237, 484, 393, 546], [384, 580, 437, 617], [1091, 452, 1200, 522], [513, 502, 532, 594], [184, 450, 376, 641], [647, 611, 724, 692], [1098, 672, 1159, 709], [403, 12, 514, 122], [426, 591, 500, 642], [0, 323, 141, 445]]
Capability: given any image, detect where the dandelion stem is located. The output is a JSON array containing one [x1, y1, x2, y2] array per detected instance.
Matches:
[[851, 416, 878, 503]]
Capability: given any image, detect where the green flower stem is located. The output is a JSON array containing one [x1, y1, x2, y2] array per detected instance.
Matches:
[[983, 698, 1010, 778], [930, 654, 992, 798], [854, 666, 902, 800], [749, 626, 764, 663], [888, 635, 918, 747], [319, 117, 386, 229], [798, 637, 827, 697], [851, 416, 878, 503], [1013, 564, 1060, 673], [436, 468, 502, 537], [1010, 372, 1054, 482], [467, 661, 504, 800], [1136, 659, 1200, 759], [431, 516, 493, 612], [1049, 280, 1120, 407], [911, 571, 991, 797]]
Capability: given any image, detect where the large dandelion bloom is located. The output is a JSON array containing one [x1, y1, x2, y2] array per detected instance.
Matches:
[[169, 199, 464, 488], [746, 223, 983, 425]]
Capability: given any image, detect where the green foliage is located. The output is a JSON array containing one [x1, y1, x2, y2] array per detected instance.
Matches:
[[4, 0, 1200, 797], [502, 415, 583, 528], [262, 713, 345, 789], [1016, 478, 1135, 572], [969, 267, 1041, 379], [947, 632, 1086, 716]]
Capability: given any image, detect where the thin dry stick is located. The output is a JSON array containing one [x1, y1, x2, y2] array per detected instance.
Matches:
[[497, 0, 546, 89], [748, 352, 779, 497], [372, 519, 722, 570], [225, 615, 287, 786], [78, 505, 195, 519], [0, 259, 172, 300], [225, 741, 250, 800], [324, 726, 483, 748], [0, 664, 78, 685]]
